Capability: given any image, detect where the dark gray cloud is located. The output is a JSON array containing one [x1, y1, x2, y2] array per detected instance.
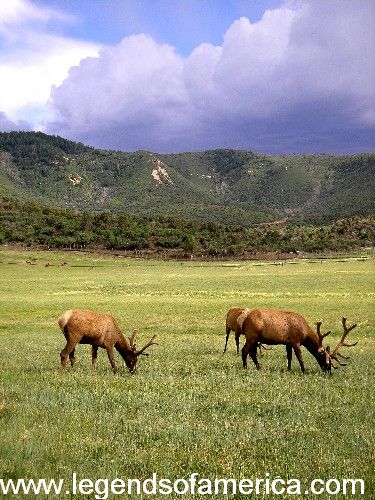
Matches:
[[47, 0, 375, 153]]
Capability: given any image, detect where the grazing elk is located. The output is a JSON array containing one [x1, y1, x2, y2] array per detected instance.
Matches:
[[240, 308, 357, 373], [224, 307, 249, 354], [58, 309, 157, 374], [224, 307, 270, 356]]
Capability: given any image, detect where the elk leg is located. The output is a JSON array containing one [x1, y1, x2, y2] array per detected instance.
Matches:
[[60, 340, 77, 369], [242, 340, 251, 368], [235, 332, 241, 355], [223, 327, 231, 353], [286, 344, 293, 371], [106, 347, 117, 374], [91, 346, 98, 371], [249, 343, 260, 369], [292, 345, 305, 374], [69, 348, 76, 368]]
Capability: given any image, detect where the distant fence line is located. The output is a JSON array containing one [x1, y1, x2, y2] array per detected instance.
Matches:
[[3, 242, 373, 262]]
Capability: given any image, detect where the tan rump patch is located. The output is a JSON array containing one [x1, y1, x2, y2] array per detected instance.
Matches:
[[237, 309, 251, 329], [58, 309, 73, 330]]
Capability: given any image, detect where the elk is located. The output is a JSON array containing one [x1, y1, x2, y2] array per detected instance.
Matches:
[[224, 307, 248, 354], [58, 309, 158, 374], [240, 308, 357, 373], [224, 307, 270, 355]]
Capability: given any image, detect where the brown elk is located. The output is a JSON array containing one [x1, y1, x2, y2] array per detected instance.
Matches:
[[224, 307, 271, 355], [58, 309, 158, 374], [240, 308, 357, 373], [224, 307, 248, 354]]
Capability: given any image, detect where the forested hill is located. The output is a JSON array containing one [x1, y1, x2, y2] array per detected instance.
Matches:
[[0, 131, 374, 226]]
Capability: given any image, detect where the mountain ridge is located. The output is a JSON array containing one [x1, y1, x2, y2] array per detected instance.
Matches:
[[0, 131, 373, 226]]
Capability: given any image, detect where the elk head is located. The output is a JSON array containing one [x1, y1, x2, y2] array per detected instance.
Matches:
[[125, 330, 158, 373], [316, 321, 332, 372], [326, 318, 358, 372]]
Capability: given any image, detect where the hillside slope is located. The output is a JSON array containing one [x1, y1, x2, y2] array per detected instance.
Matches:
[[0, 132, 373, 225]]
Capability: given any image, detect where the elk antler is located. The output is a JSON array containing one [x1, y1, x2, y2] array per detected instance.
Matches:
[[330, 318, 358, 367], [136, 335, 158, 356], [258, 343, 272, 351], [316, 321, 331, 345], [257, 343, 272, 357], [128, 330, 138, 350]]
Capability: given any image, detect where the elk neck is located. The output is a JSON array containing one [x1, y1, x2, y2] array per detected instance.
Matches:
[[114, 333, 132, 357], [303, 331, 327, 369], [302, 331, 321, 358]]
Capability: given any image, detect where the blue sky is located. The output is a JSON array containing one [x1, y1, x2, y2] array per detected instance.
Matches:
[[0, 0, 374, 153], [32, 0, 282, 54]]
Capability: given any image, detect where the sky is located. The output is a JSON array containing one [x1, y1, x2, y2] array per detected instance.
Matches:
[[0, 0, 374, 154]]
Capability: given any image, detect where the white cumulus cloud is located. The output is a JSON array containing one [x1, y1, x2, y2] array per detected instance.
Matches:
[[0, 0, 99, 129], [47, 0, 375, 152], [11, 0, 375, 152]]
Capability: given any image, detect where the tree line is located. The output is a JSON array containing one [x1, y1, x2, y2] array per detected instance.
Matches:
[[0, 198, 373, 257]]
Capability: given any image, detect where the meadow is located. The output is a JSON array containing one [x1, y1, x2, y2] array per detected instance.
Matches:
[[0, 248, 374, 498]]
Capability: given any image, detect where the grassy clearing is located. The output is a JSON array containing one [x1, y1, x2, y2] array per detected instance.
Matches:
[[0, 249, 374, 498]]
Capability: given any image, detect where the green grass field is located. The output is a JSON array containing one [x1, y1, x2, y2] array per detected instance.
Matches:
[[0, 248, 374, 498]]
